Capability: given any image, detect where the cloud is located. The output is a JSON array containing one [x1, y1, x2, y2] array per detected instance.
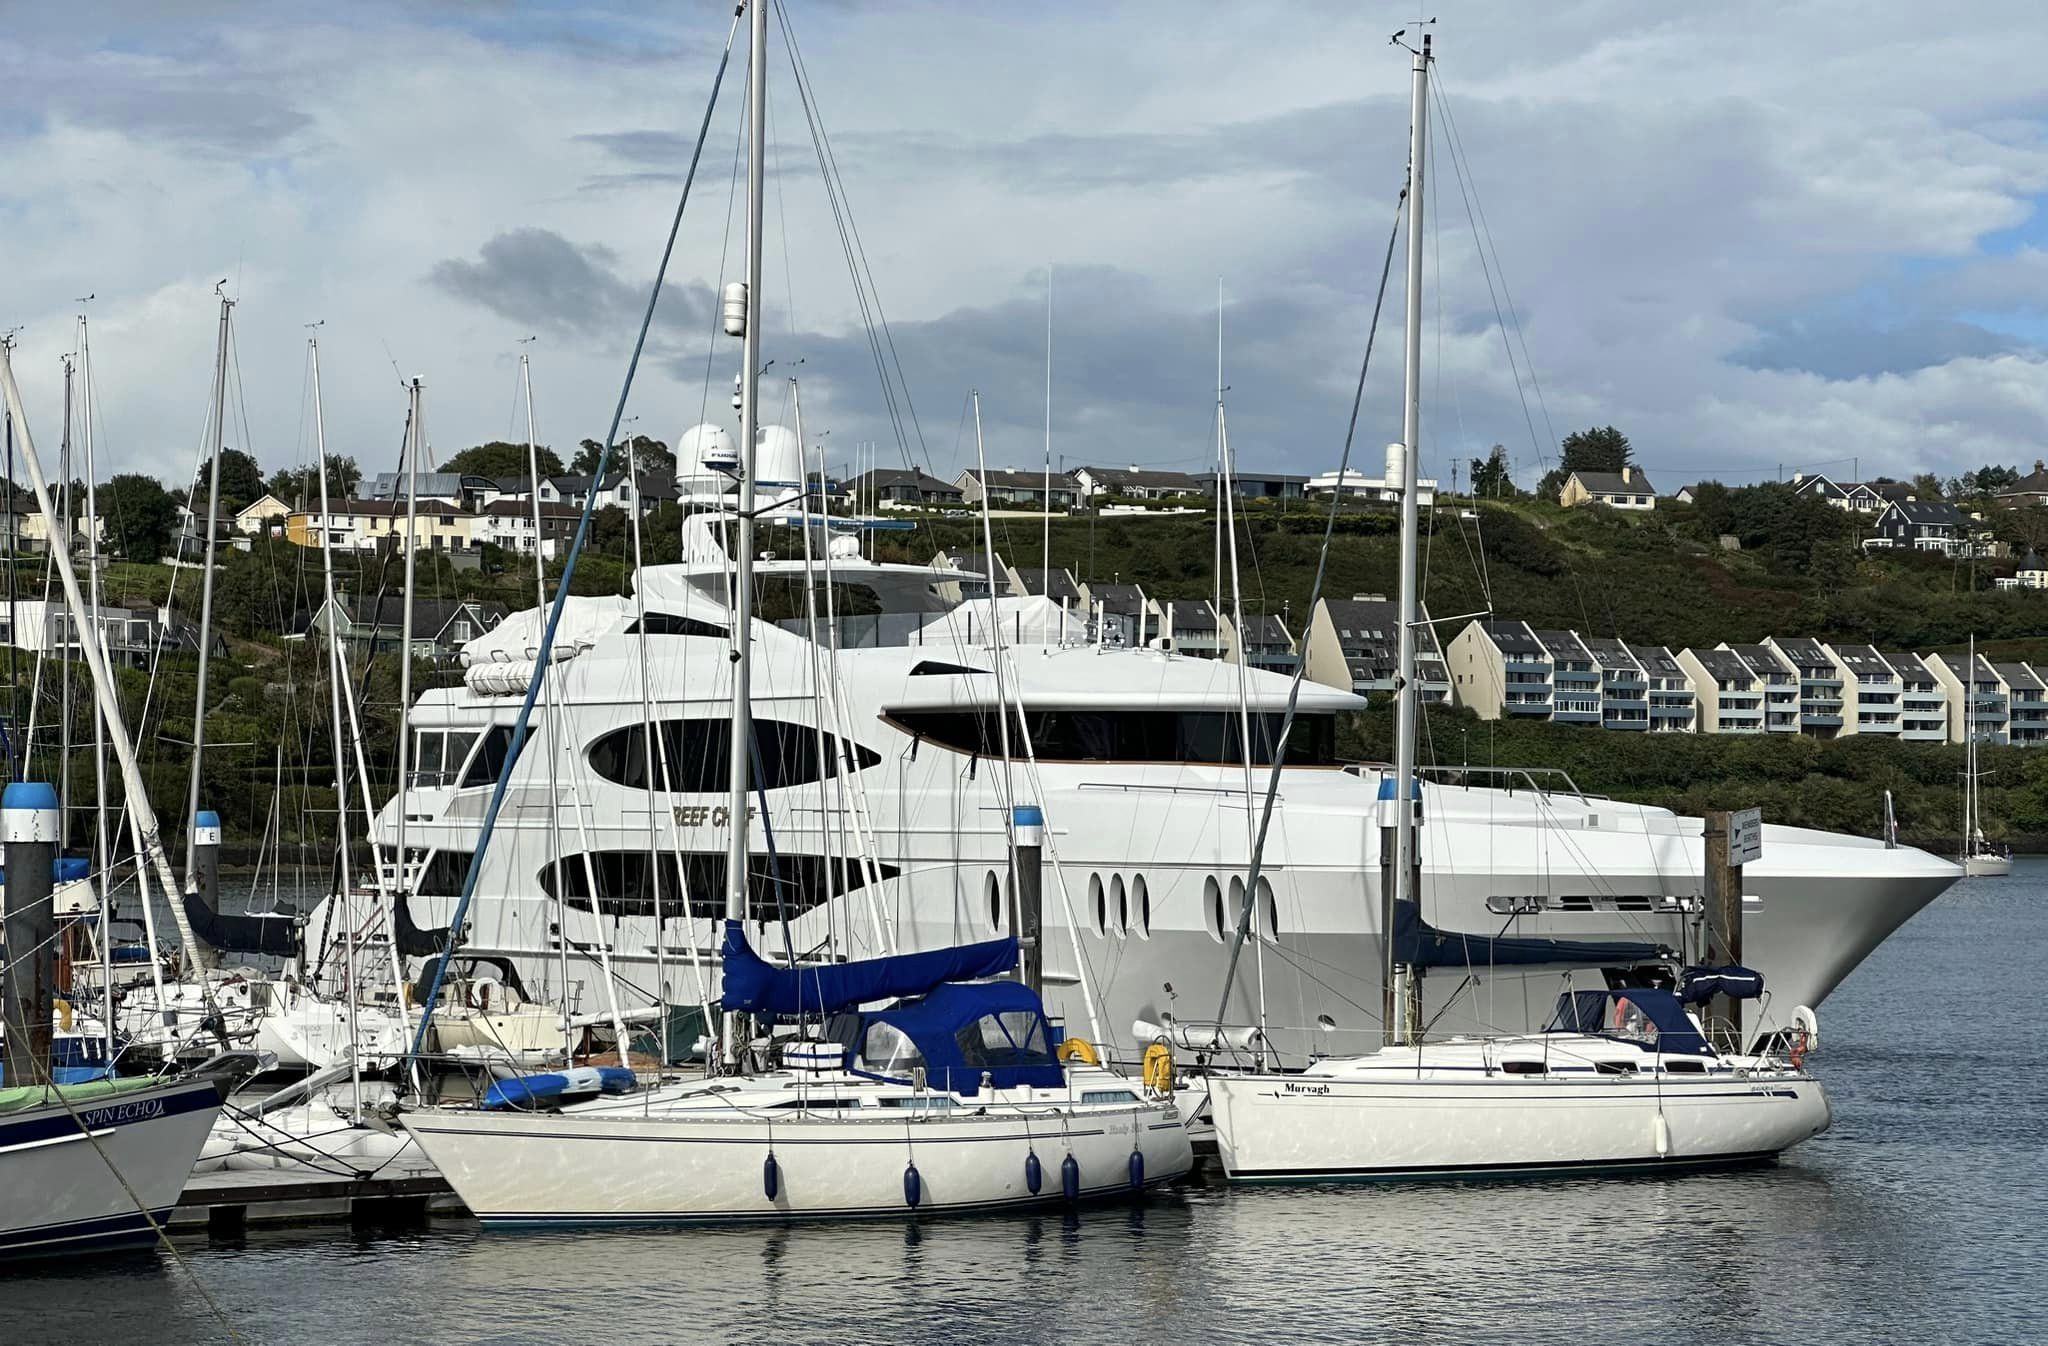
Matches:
[[3, 0, 2048, 509]]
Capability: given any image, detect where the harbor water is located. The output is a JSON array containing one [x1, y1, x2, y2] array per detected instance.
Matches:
[[10, 868, 2042, 1345]]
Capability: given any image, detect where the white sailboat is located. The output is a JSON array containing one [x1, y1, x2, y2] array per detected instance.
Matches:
[[0, 346, 230, 1256], [398, 0, 1191, 1224], [1205, 31, 1830, 1182], [1960, 638, 2012, 877]]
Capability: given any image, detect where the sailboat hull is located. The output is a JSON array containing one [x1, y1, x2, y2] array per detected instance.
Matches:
[[1963, 854, 2013, 878], [1209, 1057, 1830, 1181], [0, 1077, 221, 1256], [402, 1095, 1191, 1224]]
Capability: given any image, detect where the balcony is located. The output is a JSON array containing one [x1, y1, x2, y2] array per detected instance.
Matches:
[[1801, 713, 1844, 727], [1603, 674, 1647, 692], [1798, 675, 1844, 690], [1501, 658, 1551, 674]]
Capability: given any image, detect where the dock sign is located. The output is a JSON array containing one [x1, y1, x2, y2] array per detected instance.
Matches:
[[1730, 807, 1763, 866]]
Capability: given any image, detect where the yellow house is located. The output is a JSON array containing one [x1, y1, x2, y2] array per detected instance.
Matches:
[[285, 498, 477, 556]]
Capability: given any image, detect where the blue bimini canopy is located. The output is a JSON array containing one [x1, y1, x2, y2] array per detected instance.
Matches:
[[719, 920, 1019, 1019], [1546, 987, 1713, 1057], [857, 979, 1064, 1095], [1677, 964, 1765, 1005], [1391, 900, 1669, 972]]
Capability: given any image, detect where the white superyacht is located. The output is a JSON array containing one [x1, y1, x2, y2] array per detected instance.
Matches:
[[343, 452, 1956, 1067]]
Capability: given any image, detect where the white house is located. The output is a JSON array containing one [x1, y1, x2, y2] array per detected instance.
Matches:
[[1560, 466, 1658, 510], [1306, 467, 1437, 506]]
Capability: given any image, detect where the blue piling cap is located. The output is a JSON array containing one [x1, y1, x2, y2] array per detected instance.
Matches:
[[1013, 804, 1044, 827], [2, 782, 59, 812], [196, 810, 222, 829]]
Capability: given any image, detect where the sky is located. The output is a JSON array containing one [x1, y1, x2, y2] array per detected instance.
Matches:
[[3, 0, 2047, 499]]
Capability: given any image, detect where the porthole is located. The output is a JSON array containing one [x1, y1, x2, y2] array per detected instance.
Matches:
[[1132, 875, 1152, 939], [1227, 876, 1247, 940], [1111, 875, 1128, 941], [1203, 876, 1225, 942], [1089, 873, 1107, 937], [985, 870, 1004, 934], [1256, 875, 1279, 940]]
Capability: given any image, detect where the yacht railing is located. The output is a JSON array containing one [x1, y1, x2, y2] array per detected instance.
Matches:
[[1343, 761, 1605, 801]]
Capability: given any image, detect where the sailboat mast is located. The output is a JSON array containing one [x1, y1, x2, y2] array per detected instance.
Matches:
[[720, 0, 768, 1066], [1387, 32, 1430, 1046], [57, 355, 73, 836], [184, 293, 232, 892], [79, 317, 111, 923], [394, 378, 423, 895]]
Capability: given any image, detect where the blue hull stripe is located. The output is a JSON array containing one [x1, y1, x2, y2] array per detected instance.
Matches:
[[0, 1080, 218, 1152]]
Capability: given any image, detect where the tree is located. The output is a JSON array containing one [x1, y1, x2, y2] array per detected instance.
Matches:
[[1469, 444, 1517, 498], [101, 473, 180, 562], [194, 447, 265, 516], [569, 435, 675, 476], [444, 440, 562, 480], [266, 456, 362, 507], [1910, 472, 1944, 500], [1947, 464, 2017, 499], [1537, 426, 1634, 502]]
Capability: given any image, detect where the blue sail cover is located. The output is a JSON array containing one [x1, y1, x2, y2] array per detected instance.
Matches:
[[1391, 900, 1669, 972], [718, 920, 1019, 1017], [1677, 964, 1765, 1005], [860, 979, 1064, 1094], [1546, 987, 1713, 1056]]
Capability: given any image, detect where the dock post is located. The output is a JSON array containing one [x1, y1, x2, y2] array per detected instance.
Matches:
[[3, 781, 60, 1087], [1702, 809, 1744, 1053], [1012, 804, 1044, 996], [193, 809, 221, 912]]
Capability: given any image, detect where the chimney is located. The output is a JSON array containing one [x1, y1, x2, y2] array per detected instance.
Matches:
[[1622, 465, 1633, 484]]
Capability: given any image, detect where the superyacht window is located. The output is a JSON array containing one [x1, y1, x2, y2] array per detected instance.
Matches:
[[888, 708, 1338, 766], [586, 719, 880, 793]]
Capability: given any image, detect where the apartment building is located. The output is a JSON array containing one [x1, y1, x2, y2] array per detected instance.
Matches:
[[1930, 653, 2008, 745], [1882, 652, 1948, 742], [1580, 635, 1650, 731], [1826, 644, 1903, 736], [1445, 619, 1555, 719], [1227, 612, 1298, 675], [1633, 644, 1699, 732], [1532, 629, 1603, 725], [1724, 644, 1800, 733], [1305, 596, 1450, 704], [1995, 663, 2048, 746], [1764, 637, 1848, 738], [1676, 647, 1766, 733]]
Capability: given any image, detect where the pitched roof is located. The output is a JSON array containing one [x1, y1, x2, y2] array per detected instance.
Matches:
[[1078, 466, 1203, 491], [1995, 662, 2043, 690], [1016, 567, 1083, 602], [1580, 634, 1641, 670], [963, 467, 1077, 491], [1996, 466, 2048, 497], [1530, 628, 1594, 662], [854, 468, 961, 494], [1478, 619, 1546, 657], [1623, 642, 1685, 676], [1686, 647, 1755, 680], [1728, 643, 1793, 675], [1234, 612, 1293, 647], [1085, 581, 1147, 614], [1886, 499, 1966, 525], [1880, 651, 1932, 680], [1569, 469, 1658, 496]]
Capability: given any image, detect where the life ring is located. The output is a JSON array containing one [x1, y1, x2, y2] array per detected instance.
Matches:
[[1142, 1042, 1175, 1095], [1056, 1037, 1101, 1067]]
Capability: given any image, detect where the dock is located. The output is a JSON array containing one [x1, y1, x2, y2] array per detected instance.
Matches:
[[173, 1170, 462, 1235]]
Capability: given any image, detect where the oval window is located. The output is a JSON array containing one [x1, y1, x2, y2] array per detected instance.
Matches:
[[1204, 876, 1225, 943], [1089, 873, 1107, 937], [985, 870, 1004, 934], [1227, 876, 1246, 940], [1256, 875, 1279, 940], [1132, 875, 1152, 939], [1111, 875, 1128, 941]]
